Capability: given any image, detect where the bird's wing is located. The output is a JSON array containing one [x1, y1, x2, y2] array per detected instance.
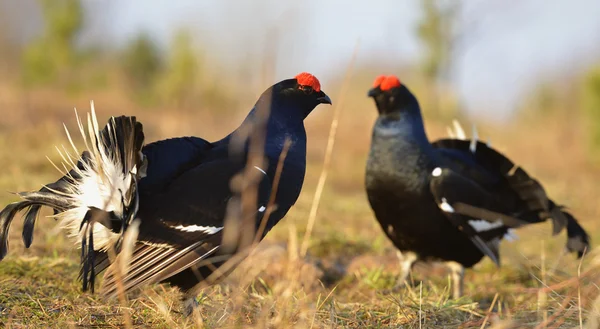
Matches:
[[138, 136, 213, 193], [432, 138, 591, 259], [429, 166, 531, 266], [432, 138, 565, 230], [99, 158, 273, 297]]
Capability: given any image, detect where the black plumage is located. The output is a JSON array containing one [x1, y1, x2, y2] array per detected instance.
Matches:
[[365, 75, 590, 298], [0, 72, 331, 314]]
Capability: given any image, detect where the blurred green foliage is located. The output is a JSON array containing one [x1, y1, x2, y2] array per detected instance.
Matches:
[[21, 0, 83, 87], [416, 0, 461, 119], [517, 83, 561, 122], [121, 33, 163, 104], [582, 65, 600, 156], [157, 30, 198, 107], [417, 0, 457, 83]]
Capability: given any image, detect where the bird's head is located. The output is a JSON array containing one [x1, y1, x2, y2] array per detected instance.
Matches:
[[367, 75, 419, 117], [258, 72, 332, 119]]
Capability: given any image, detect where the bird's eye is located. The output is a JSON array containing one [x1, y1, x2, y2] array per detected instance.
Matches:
[[299, 85, 313, 94]]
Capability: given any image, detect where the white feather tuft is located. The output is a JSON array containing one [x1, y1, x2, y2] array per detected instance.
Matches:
[[503, 229, 518, 241], [172, 224, 223, 234], [469, 124, 478, 153], [450, 119, 467, 140], [448, 119, 493, 153], [46, 102, 141, 251], [468, 219, 503, 232], [439, 198, 455, 213]]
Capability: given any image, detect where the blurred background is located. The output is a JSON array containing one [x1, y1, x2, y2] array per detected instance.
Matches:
[[2, 0, 600, 213], [1, 0, 600, 327], [2, 0, 600, 117]]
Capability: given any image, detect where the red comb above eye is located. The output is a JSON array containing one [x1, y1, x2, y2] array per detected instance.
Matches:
[[373, 75, 386, 88], [380, 75, 401, 91], [295, 72, 321, 92]]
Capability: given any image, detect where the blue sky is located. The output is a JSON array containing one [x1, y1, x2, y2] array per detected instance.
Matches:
[[7, 0, 600, 117]]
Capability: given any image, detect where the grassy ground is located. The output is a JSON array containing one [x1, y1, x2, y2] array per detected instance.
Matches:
[[0, 80, 599, 328]]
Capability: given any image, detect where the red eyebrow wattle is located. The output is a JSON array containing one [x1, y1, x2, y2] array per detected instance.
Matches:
[[380, 75, 401, 91], [295, 72, 321, 92], [373, 75, 386, 88]]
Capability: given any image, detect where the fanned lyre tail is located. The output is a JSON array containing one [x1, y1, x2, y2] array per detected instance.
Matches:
[[0, 102, 147, 289]]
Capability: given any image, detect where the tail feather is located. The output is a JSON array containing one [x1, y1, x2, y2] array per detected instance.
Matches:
[[53, 105, 145, 250], [0, 190, 75, 259], [560, 208, 590, 258], [0, 102, 146, 271], [21, 205, 40, 248], [0, 202, 29, 260], [20, 150, 94, 248]]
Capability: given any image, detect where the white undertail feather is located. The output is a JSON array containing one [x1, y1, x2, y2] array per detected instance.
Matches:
[[447, 119, 492, 150], [44, 101, 139, 251], [504, 228, 518, 241], [439, 198, 455, 213], [448, 119, 466, 140], [172, 224, 223, 234], [468, 219, 503, 232], [469, 124, 478, 153]]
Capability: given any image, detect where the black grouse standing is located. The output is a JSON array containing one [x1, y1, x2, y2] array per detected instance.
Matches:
[[365, 75, 590, 298], [0, 72, 331, 314]]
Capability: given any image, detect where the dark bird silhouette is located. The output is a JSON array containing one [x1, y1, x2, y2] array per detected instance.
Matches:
[[365, 75, 590, 298], [0, 72, 331, 314]]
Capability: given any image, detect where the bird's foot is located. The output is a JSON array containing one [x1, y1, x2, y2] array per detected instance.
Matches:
[[382, 251, 418, 294], [444, 261, 464, 299], [183, 296, 200, 317], [383, 278, 408, 294]]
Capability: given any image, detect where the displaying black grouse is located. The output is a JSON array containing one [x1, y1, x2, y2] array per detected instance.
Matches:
[[0, 72, 331, 314], [365, 75, 590, 298]]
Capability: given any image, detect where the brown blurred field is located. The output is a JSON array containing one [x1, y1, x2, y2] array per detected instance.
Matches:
[[1, 1, 600, 328]]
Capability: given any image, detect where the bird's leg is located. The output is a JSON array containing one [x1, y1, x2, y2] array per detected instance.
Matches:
[[393, 250, 417, 289], [183, 295, 200, 317], [445, 261, 464, 299]]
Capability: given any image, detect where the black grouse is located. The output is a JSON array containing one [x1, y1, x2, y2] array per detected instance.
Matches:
[[0, 72, 331, 314], [365, 75, 590, 298]]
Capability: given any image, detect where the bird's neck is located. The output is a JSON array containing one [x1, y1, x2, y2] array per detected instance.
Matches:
[[241, 103, 307, 140], [218, 105, 307, 169], [374, 108, 432, 149], [368, 107, 436, 185]]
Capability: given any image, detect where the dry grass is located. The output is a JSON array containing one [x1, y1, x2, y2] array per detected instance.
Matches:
[[0, 75, 599, 328]]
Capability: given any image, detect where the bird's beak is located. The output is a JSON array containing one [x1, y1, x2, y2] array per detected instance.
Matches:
[[367, 88, 380, 98], [317, 92, 332, 105]]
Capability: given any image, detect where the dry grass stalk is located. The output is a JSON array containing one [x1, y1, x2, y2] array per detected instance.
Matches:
[[300, 41, 361, 257]]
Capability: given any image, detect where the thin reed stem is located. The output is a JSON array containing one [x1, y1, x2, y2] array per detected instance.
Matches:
[[299, 41, 360, 257]]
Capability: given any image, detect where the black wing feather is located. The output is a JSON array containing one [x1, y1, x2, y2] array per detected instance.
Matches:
[[98, 158, 272, 297], [432, 138, 590, 258]]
